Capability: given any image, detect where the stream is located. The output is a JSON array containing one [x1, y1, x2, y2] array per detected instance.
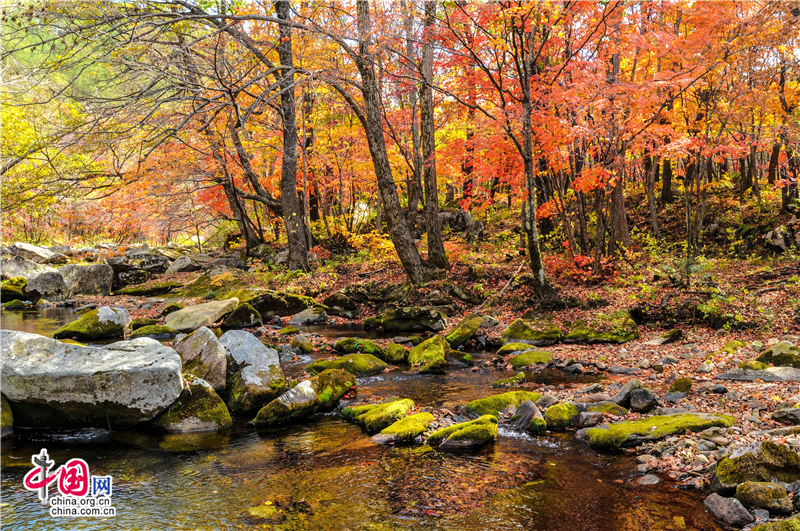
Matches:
[[0, 308, 721, 530]]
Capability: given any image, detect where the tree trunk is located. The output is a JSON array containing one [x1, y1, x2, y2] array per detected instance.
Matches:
[[646, 155, 660, 237], [401, 0, 423, 231], [767, 143, 780, 184], [661, 158, 673, 203]]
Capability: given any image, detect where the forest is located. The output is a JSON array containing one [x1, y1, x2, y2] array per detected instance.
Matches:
[[1, 1, 800, 531]]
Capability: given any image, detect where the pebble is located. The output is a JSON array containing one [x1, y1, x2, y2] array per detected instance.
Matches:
[[637, 474, 660, 485]]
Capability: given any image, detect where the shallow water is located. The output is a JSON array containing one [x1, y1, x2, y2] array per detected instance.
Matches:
[[0, 310, 721, 530]]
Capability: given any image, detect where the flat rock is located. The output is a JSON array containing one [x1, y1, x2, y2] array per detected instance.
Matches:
[[716, 367, 800, 382], [165, 298, 239, 332], [0, 255, 57, 281]]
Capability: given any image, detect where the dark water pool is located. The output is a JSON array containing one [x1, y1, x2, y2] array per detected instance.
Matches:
[[0, 311, 721, 530]]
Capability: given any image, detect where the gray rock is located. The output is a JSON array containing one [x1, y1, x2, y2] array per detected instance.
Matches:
[[578, 411, 604, 428], [510, 400, 542, 429], [25, 272, 67, 301], [165, 298, 239, 332], [717, 367, 800, 382], [637, 474, 661, 485], [200, 257, 246, 271], [0, 255, 58, 281], [630, 388, 660, 413], [772, 408, 800, 425], [703, 493, 754, 528], [0, 330, 182, 428], [220, 330, 284, 415], [59, 264, 114, 296], [697, 360, 716, 374], [173, 327, 227, 392], [577, 383, 604, 395], [48, 245, 71, 255], [611, 379, 642, 407], [664, 391, 687, 403], [8, 242, 58, 263], [165, 255, 201, 275], [535, 394, 560, 411], [151, 377, 231, 433], [288, 307, 328, 326], [608, 366, 641, 375]]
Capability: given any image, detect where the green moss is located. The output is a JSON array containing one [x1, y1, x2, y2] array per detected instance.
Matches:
[[497, 342, 540, 355], [407, 336, 423, 346], [584, 413, 736, 451], [445, 314, 483, 348], [161, 302, 185, 316], [669, 377, 692, 394], [427, 415, 498, 446], [248, 503, 283, 521], [722, 340, 747, 354], [385, 343, 409, 364], [465, 390, 542, 417], [750, 516, 800, 531], [715, 441, 800, 488], [222, 303, 262, 329], [528, 416, 547, 435], [291, 336, 313, 354], [305, 353, 388, 377], [407, 335, 449, 374], [500, 318, 563, 345], [587, 402, 628, 416], [544, 403, 580, 431], [53, 309, 126, 340], [246, 290, 316, 317], [380, 412, 434, 441], [334, 338, 386, 359], [1, 395, 13, 434], [115, 281, 183, 296], [131, 317, 158, 330], [509, 350, 552, 367], [1, 299, 27, 309], [739, 360, 769, 370], [279, 326, 300, 335], [341, 399, 414, 433], [756, 341, 800, 369], [736, 482, 791, 512], [492, 372, 526, 388], [130, 325, 178, 339], [0, 277, 27, 301], [564, 311, 640, 344], [152, 376, 232, 432]]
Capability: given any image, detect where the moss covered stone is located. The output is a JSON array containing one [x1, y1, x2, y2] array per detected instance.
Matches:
[[222, 303, 262, 329], [564, 311, 640, 344], [305, 353, 388, 377], [379, 412, 434, 442], [750, 516, 800, 531], [587, 402, 628, 416], [500, 318, 562, 346], [131, 317, 158, 330], [130, 325, 179, 339], [53, 307, 130, 340], [544, 403, 580, 431], [428, 415, 498, 450], [493, 372, 526, 388], [279, 326, 300, 335], [152, 376, 232, 433], [584, 413, 735, 451], [669, 377, 693, 394], [253, 369, 356, 427], [465, 390, 542, 417], [385, 343, 409, 364], [1, 394, 13, 439], [370, 306, 447, 333], [735, 482, 793, 513], [497, 342, 540, 355], [341, 399, 415, 433], [713, 441, 800, 492], [445, 314, 483, 348], [291, 335, 313, 354], [408, 335, 449, 374], [739, 360, 769, 370], [247, 290, 316, 317], [334, 338, 386, 359], [115, 281, 183, 296], [509, 350, 552, 367], [756, 341, 800, 369], [161, 302, 185, 316], [528, 416, 547, 434], [722, 340, 747, 354], [0, 277, 27, 301], [2, 299, 27, 309]]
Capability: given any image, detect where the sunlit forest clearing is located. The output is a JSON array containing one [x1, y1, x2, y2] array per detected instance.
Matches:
[[1, 2, 800, 530]]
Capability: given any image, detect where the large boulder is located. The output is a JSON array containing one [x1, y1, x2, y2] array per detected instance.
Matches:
[[173, 327, 227, 392], [712, 441, 800, 493], [563, 311, 640, 344], [59, 264, 114, 296], [164, 298, 239, 332], [735, 482, 793, 514], [756, 341, 800, 369], [466, 390, 542, 417], [407, 335, 449, 374], [305, 354, 388, 377], [0, 255, 58, 281], [222, 303, 262, 329], [53, 306, 132, 340], [343, 281, 410, 308], [368, 306, 447, 333], [247, 290, 315, 317], [323, 291, 356, 311], [220, 330, 285, 415], [288, 306, 328, 326], [581, 413, 735, 450], [0, 331, 182, 428], [0, 277, 27, 301], [152, 376, 232, 433], [427, 415, 498, 450], [105, 253, 170, 275], [703, 494, 754, 529], [25, 272, 68, 301], [165, 255, 201, 275], [445, 314, 483, 348], [500, 318, 563, 346], [716, 366, 800, 382], [8, 242, 59, 264], [252, 369, 356, 427]]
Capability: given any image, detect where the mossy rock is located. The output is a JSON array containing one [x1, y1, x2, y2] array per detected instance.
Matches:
[[428, 415, 498, 449], [500, 318, 562, 346], [1, 395, 13, 439], [379, 412, 434, 442], [222, 303, 262, 329], [735, 482, 793, 514], [278, 326, 299, 335], [465, 390, 542, 417], [385, 343, 409, 364], [176, 274, 247, 300], [669, 377, 692, 394], [247, 290, 316, 317], [528, 416, 547, 434], [152, 376, 232, 433], [407, 335, 449, 374], [0, 277, 27, 301], [131, 317, 158, 330], [130, 325, 179, 339], [493, 372, 526, 388], [756, 341, 800, 369], [341, 399, 415, 433], [587, 402, 628, 416], [445, 314, 483, 348], [253, 369, 356, 427], [722, 340, 747, 354], [584, 413, 735, 451], [53, 307, 129, 340], [509, 350, 552, 367], [291, 335, 313, 354], [544, 403, 580, 431], [305, 353, 388, 377], [497, 342, 541, 356], [161, 302, 185, 316], [334, 338, 386, 359], [738, 360, 768, 370], [749, 515, 800, 531], [563, 311, 640, 344], [115, 281, 183, 296], [713, 441, 800, 493], [1, 299, 27, 309]]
